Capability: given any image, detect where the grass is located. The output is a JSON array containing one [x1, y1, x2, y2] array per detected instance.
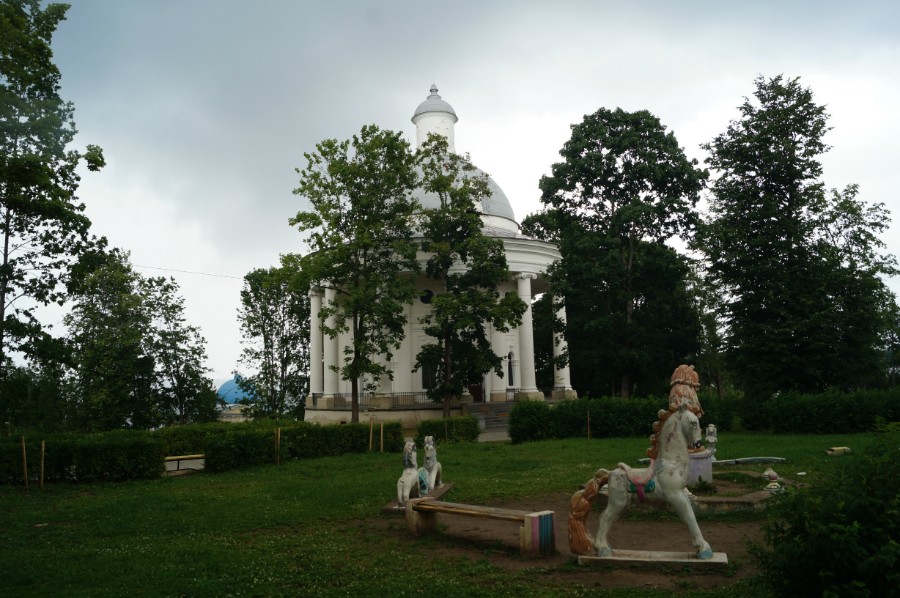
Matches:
[[0, 431, 880, 597]]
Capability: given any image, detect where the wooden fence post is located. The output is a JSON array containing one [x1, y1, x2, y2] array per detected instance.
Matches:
[[21, 436, 28, 490], [274, 428, 281, 465]]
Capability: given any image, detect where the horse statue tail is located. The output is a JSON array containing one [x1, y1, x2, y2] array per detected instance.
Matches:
[[568, 468, 610, 555]]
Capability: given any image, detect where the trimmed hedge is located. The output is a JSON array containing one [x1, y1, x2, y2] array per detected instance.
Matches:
[[510, 395, 736, 444], [510, 397, 664, 443], [507, 388, 900, 443], [204, 420, 405, 473], [736, 388, 900, 433], [414, 415, 480, 447], [1, 431, 165, 484], [153, 422, 238, 456], [1, 420, 406, 483]]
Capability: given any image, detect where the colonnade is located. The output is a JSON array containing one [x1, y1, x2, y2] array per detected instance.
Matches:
[[307, 272, 574, 405]]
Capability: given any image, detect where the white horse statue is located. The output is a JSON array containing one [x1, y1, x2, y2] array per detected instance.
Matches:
[[396, 441, 425, 507], [568, 404, 713, 559], [422, 435, 442, 493]]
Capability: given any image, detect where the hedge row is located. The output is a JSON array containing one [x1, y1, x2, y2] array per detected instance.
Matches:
[[203, 420, 405, 473], [509, 395, 736, 444], [1, 420, 406, 484], [735, 387, 900, 433], [510, 397, 660, 444], [1, 431, 165, 484], [508, 388, 900, 443], [413, 415, 480, 448]]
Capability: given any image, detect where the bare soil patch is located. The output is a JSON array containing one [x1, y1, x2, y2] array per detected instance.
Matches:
[[383, 491, 766, 593]]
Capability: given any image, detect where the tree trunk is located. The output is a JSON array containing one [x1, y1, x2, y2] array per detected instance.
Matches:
[[351, 313, 360, 423], [442, 330, 452, 419], [0, 207, 11, 369], [619, 373, 631, 400]]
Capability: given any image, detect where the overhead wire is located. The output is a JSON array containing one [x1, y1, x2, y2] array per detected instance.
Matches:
[[133, 264, 243, 280]]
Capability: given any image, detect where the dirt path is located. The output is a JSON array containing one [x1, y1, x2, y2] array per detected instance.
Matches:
[[386, 491, 764, 592]]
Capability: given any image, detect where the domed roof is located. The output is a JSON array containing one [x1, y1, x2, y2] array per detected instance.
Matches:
[[412, 84, 458, 122], [216, 376, 254, 404], [411, 165, 517, 224]]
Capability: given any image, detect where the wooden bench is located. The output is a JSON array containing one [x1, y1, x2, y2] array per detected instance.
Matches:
[[406, 497, 556, 555], [164, 454, 204, 474]]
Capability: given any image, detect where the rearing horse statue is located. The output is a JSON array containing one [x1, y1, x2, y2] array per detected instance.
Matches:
[[568, 404, 713, 559]]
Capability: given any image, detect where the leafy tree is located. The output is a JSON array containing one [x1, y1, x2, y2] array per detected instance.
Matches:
[[0, 0, 104, 369], [144, 276, 219, 425], [414, 135, 526, 417], [65, 249, 217, 430], [0, 360, 71, 433], [531, 108, 706, 397], [64, 250, 157, 430], [700, 75, 898, 398], [292, 125, 420, 422], [236, 256, 310, 420]]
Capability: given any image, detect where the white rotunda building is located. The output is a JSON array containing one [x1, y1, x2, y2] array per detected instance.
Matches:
[[306, 86, 576, 424]]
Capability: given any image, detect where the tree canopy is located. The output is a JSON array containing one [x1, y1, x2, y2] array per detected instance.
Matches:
[[699, 75, 898, 398], [64, 249, 218, 431], [414, 135, 526, 416], [0, 0, 104, 368], [237, 255, 310, 419], [292, 124, 421, 422], [530, 108, 706, 398]]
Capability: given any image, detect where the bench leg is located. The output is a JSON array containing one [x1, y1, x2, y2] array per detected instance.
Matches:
[[405, 499, 437, 535], [520, 511, 556, 555]]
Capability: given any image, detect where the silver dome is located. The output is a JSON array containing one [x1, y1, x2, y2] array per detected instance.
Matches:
[[411, 165, 517, 223], [412, 84, 458, 122]]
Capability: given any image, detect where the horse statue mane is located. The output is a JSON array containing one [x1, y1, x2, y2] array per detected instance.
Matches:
[[568, 400, 714, 560], [668, 364, 703, 417]]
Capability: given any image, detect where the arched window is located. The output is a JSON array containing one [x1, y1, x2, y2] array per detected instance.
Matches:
[[422, 365, 436, 391], [507, 351, 515, 386]]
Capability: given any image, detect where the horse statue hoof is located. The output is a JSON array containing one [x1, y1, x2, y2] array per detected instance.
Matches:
[[696, 548, 713, 560], [596, 546, 613, 557]]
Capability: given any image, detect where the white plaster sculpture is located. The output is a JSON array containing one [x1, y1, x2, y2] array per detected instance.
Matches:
[[422, 435, 443, 493], [568, 404, 714, 560], [705, 423, 718, 461], [396, 441, 421, 507]]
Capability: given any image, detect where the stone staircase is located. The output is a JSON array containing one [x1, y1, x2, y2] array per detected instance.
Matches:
[[467, 401, 515, 432]]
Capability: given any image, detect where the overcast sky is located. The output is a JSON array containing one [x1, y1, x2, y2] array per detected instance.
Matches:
[[48, 0, 900, 386]]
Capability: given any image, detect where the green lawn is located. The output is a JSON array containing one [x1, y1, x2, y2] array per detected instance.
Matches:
[[0, 432, 879, 597]]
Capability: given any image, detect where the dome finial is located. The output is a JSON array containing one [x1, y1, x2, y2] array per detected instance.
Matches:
[[429, 83, 439, 96]]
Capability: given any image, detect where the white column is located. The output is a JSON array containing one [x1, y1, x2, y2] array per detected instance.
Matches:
[[323, 287, 339, 395], [308, 289, 323, 394], [553, 295, 572, 390], [516, 274, 539, 395]]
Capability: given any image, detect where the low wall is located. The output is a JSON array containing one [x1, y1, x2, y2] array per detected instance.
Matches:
[[305, 406, 465, 430]]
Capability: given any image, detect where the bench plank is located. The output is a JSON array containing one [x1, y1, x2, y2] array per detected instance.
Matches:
[[412, 500, 535, 522], [407, 498, 556, 555]]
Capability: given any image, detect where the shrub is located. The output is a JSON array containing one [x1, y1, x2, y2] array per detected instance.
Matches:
[[508, 400, 553, 443], [0, 431, 165, 484], [0, 420, 407, 483], [203, 420, 405, 472], [154, 422, 236, 455], [752, 422, 900, 596], [737, 387, 900, 433], [415, 416, 479, 447]]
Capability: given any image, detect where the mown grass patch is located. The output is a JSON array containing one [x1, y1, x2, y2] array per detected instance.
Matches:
[[0, 431, 883, 596]]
